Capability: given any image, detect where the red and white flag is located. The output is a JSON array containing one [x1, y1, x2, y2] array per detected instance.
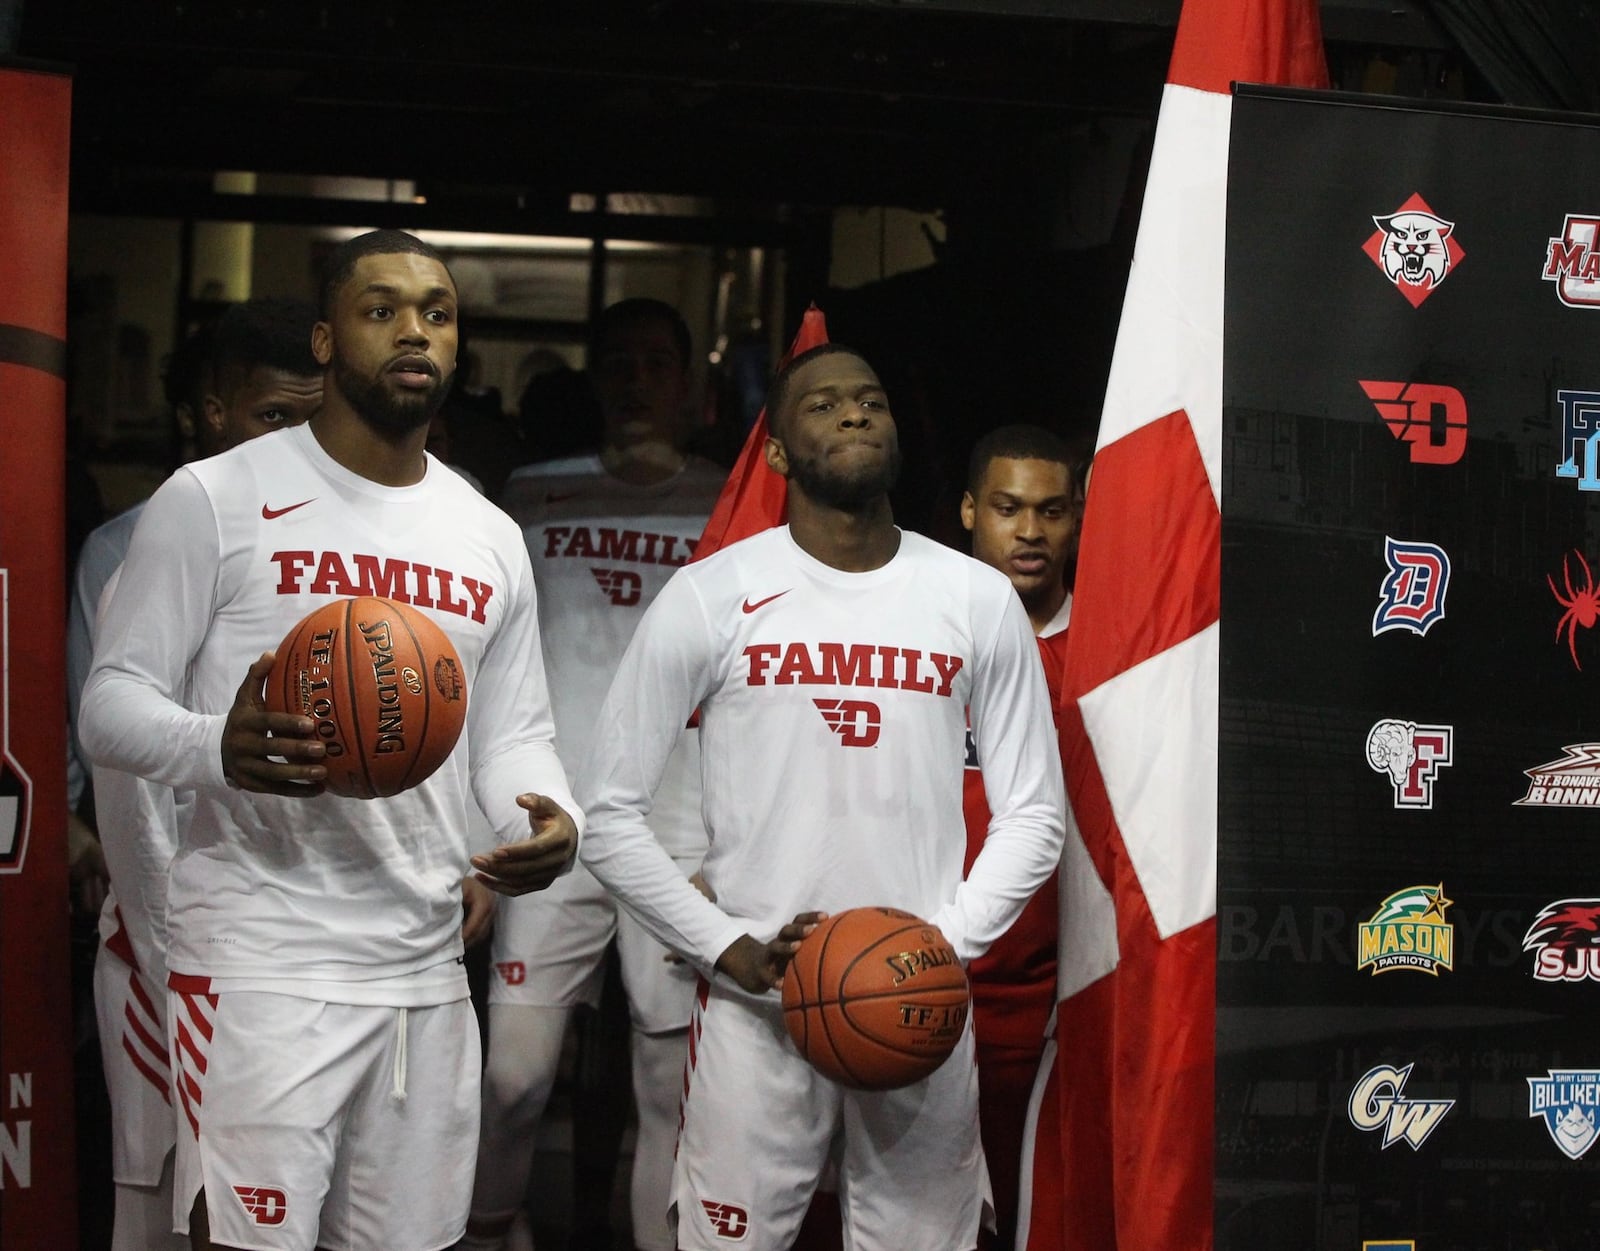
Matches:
[[1020, 3, 1327, 1248], [692, 305, 830, 559]]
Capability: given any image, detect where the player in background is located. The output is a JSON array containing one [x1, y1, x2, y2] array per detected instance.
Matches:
[[464, 298, 722, 1251], [81, 230, 579, 1251], [959, 424, 1080, 1251], [68, 300, 324, 1251], [564, 344, 1066, 1251]]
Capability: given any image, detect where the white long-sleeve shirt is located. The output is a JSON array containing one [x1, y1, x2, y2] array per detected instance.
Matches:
[[578, 526, 1066, 992], [80, 423, 579, 1003]]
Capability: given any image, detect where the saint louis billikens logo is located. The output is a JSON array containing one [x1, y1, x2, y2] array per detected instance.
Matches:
[[1373, 537, 1450, 637], [1527, 1070, 1600, 1160], [1366, 719, 1453, 808], [1364, 194, 1465, 307]]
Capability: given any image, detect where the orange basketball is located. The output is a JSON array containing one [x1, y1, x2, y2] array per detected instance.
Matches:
[[781, 906, 970, 1091], [265, 596, 467, 799]]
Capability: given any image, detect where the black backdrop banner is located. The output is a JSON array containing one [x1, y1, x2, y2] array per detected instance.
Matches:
[[1219, 87, 1600, 1251]]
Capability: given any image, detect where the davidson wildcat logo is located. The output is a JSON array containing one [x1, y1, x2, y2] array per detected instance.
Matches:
[[1364, 194, 1465, 307]]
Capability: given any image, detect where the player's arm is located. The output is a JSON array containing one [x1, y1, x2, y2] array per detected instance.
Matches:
[[930, 578, 1067, 962], [79, 471, 324, 795], [467, 548, 583, 894], [578, 573, 752, 976]]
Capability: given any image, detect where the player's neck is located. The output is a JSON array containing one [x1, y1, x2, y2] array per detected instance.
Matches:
[[787, 493, 899, 572], [309, 402, 429, 487], [1025, 584, 1068, 635], [601, 439, 687, 486]]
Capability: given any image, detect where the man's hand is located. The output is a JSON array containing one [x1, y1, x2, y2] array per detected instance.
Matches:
[[714, 911, 826, 995], [470, 793, 579, 896], [220, 652, 327, 796], [460, 876, 497, 947]]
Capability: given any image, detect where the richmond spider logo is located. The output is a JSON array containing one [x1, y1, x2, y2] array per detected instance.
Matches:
[[1547, 549, 1600, 670]]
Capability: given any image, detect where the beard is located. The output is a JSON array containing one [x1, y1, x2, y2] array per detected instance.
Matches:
[[786, 438, 903, 512], [333, 356, 454, 438]]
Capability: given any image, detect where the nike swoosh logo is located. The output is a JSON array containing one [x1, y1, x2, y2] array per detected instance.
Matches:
[[741, 590, 791, 614], [261, 499, 316, 520]]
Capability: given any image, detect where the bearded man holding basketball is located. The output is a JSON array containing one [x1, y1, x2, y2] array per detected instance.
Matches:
[[575, 344, 1066, 1251], [81, 229, 580, 1251]]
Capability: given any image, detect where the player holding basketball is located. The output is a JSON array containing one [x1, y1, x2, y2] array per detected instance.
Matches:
[[69, 299, 324, 1251], [464, 298, 723, 1251], [568, 345, 1066, 1251], [81, 230, 580, 1251], [959, 424, 1079, 1251]]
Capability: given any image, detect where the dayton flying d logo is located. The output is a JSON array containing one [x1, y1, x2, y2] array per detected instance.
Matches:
[[1361, 380, 1467, 465], [1527, 1070, 1600, 1160], [1364, 195, 1464, 307], [1542, 214, 1600, 308], [1347, 1063, 1455, 1150], [1366, 719, 1453, 809], [1523, 899, 1600, 983], [1373, 537, 1450, 638], [1357, 884, 1455, 976]]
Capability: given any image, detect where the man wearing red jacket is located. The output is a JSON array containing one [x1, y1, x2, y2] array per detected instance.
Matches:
[[959, 424, 1081, 1251]]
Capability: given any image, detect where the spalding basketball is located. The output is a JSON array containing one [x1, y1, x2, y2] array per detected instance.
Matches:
[[781, 906, 969, 1091], [265, 596, 467, 799]]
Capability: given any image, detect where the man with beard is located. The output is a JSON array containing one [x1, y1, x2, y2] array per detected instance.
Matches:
[[81, 230, 581, 1251], [570, 345, 1066, 1251]]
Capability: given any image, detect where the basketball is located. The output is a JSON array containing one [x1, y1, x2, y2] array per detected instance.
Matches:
[[781, 906, 970, 1091], [265, 596, 468, 799]]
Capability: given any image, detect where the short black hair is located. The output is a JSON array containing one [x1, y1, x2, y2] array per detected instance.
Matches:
[[590, 297, 692, 367], [211, 297, 320, 399], [163, 323, 216, 412], [966, 424, 1075, 494], [764, 343, 872, 437], [318, 229, 451, 319]]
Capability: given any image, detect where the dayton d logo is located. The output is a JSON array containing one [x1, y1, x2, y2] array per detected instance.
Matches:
[[1372, 538, 1450, 638], [232, 1185, 289, 1226], [1361, 380, 1467, 465], [1364, 194, 1464, 307], [700, 1199, 750, 1240], [1357, 884, 1454, 976], [591, 567, 642, 606], [814, 699, 881, 748]]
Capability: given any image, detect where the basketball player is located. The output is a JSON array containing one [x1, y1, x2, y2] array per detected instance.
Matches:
[[68, 300, 324, 1251], [959, 425, 1079, 1251], [81, 230, 580, 1251], [464, 299, 722, 1251], [558, 345, 1067, 1251]]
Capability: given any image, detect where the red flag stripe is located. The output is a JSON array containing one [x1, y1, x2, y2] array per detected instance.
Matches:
[[1167, 0, 1330, 94], [1063, 411, 1220, 702]]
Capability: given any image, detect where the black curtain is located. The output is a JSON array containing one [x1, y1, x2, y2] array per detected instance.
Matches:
[[1422, 0, 1600, 111]]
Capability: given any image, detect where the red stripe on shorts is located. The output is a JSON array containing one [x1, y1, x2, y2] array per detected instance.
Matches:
[[123, 1001, 169, 1073], [122, 1034, 173, 1105]]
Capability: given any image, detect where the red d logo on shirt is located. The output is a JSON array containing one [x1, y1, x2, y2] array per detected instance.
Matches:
[[813, 699, 881, 748]]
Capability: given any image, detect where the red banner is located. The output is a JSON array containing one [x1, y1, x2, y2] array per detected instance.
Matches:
[[0, 65, 77, 1246]]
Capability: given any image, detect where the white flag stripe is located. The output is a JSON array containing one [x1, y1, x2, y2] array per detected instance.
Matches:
[[1096, 84, 1231, 508], [1054, 800, 1120, 1002], [1077, 622, 1219, 939]]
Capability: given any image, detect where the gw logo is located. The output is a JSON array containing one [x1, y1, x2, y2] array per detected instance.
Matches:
[[700, 1199, 750, 1240], [495, 962, 526, 986], [1348, 1063, 1455, 1150], [232, 1185, 289, 1226], [590, 567, 642, 606], [814, 699, 881, 748]]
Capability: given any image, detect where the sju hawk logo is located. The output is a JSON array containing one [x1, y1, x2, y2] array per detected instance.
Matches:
[[1373, 537, 1450, 637], [1522, 899, 1600, 983], [1364, 194, 1465, 307]]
